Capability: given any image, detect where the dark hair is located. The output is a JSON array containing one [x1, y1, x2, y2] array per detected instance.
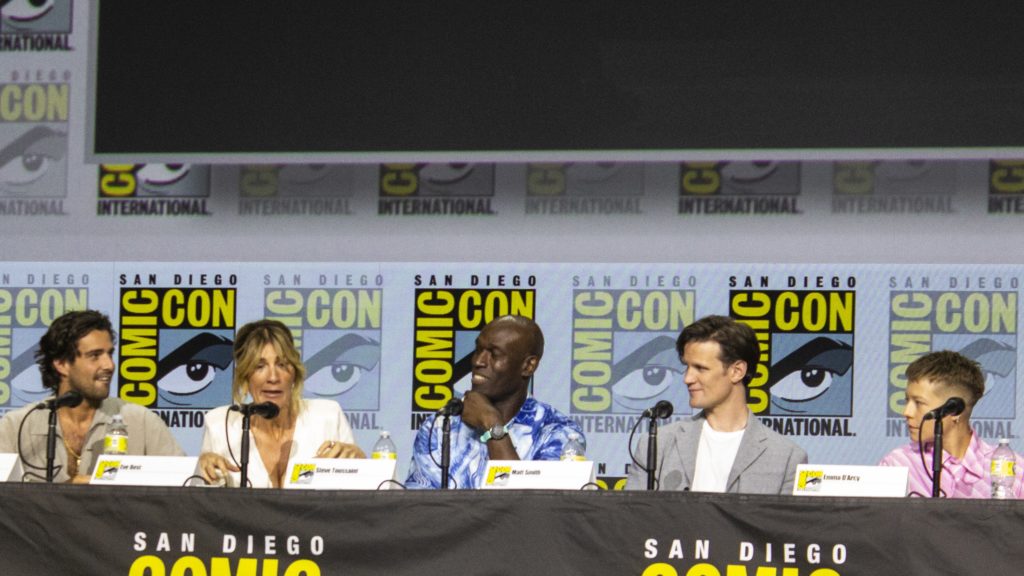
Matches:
[[36, 310, 116, 390], [676, 315, 758, 385], [906, 350, 984, 406]]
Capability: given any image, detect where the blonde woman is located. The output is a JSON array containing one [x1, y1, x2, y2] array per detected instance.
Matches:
[[198, 319, 364, 487]]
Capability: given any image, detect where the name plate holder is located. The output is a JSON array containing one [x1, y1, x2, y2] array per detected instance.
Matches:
[[0, 453, 20, 482], [481, 460, 595, 490], [793, 464, 909, 497], [91, 455, 200, 487], [283, 458, 398, 490]]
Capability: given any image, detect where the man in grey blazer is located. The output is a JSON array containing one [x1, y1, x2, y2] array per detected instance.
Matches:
[[627, 315, 807, 494]]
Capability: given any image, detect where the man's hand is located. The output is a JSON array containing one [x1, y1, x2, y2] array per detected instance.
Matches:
[[460, 391, 502, 431]]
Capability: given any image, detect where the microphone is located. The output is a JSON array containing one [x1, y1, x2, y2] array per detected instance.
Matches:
[[922, 397, 965, 421], [643, 400, 673, 491], [643, 400, 674, 420], [40, 390, 83, 410], [438, 397, 464, 417], [231, 401, 280, 419]]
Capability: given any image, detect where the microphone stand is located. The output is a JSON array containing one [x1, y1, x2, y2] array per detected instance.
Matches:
[[45, 403, 59, 483], [646, 414, 659, 491], [240, 410, 254, 488], [931, 417, 945, 498], [441, 412, 453, 490]]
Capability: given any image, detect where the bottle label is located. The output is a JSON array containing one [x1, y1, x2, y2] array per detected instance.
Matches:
[[991, 459, 1016, 477], [372, 452, 397, 460], [104, 435, 127, 455], [560, 454, 585, 462]]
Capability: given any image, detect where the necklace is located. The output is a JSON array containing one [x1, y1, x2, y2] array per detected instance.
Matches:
[[62, 435, 82, 476]]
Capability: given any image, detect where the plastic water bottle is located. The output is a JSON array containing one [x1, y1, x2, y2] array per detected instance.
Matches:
[[103, 414, 128, 455], [560, 432, 586, 461], [372, 430, 397, 460], [990, 438, 1016, 499]]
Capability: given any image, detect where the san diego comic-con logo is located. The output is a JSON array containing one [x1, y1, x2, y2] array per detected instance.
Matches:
[[570, 279, 696, 418], [263, 279, 383, 430], [641, 536, 848, 576], [98, 164, 212, 216], [0, 280, 88, 412], [730, 275, 856, 437], [679, 161, 801, 215], [832, 160, 956, 214], [0, 0, 72, 51], [988, 160, 1024, 214], [411, 273, 535, 429], [379, 163, 496, 216], [887, 275, 1018, 439], [117, 274, 236, 429], [0, 79, 70, 216], [525, 162, 644, 215], [238, 164, 354, 216]]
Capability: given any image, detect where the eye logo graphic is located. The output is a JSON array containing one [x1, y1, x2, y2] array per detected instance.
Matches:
[[0, 126, 67, 198], [0, 0, 72, 34], [290, 463, 316, 485], [766, 336, 853, 416], [303, 332, 381, 410], [609, 335, 687, 413], [959, 338, 1016, 418], [155, 332, 234, 408], [9, 342, 48, 405], [99, 164, 211, 198]]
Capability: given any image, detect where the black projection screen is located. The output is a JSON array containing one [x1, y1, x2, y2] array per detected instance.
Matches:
[[90, 1, 1024, 162]]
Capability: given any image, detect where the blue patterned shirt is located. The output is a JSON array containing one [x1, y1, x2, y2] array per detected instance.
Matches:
[[405, 397, 585, 489]]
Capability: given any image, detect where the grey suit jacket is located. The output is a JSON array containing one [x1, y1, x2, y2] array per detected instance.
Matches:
[[626, 410, 807, 494]]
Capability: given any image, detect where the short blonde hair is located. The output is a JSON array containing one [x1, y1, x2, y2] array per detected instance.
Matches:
[[232, 319, 305, 416]]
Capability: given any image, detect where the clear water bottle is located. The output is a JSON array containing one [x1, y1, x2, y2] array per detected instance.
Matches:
[[560, 432, 586, 461], [103, 414, 128, 455], [372, 430, 397, 460], [990, 438, 1016, 499]]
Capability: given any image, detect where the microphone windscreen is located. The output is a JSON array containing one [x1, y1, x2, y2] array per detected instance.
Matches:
[[654, 400, 674, 419], [256, 401, 280, 419]]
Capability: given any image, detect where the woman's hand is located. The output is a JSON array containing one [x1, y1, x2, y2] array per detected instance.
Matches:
[[198, 451, 239, 485], [315, 440, 366, 459]]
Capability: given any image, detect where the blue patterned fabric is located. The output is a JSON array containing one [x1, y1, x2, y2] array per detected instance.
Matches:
[[405, 397, 585, 489]]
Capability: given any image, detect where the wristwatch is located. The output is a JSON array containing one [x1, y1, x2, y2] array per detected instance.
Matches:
[[479, 423, 509, 443]]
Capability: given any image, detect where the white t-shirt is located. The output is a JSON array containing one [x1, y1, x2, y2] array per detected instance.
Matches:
[[691, 419, 745, 492]]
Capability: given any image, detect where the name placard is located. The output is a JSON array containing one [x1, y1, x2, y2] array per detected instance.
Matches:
[[90, 456, 200, 487], [283, 458, 398, 490], [0, 453, 19, 482], [793, 464, 909, 497], [481, 460, 595, 490]]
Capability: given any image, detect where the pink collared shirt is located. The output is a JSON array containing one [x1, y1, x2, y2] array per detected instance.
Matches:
[[879, 434, 1024, 498]]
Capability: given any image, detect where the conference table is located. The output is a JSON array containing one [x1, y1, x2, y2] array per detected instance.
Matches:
[[0, 483, 1019, 575]]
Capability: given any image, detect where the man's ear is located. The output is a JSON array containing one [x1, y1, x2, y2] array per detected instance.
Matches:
[[728, 360, 748, 385], [53, 358, 71, 379], [521, 355, 540, 378]]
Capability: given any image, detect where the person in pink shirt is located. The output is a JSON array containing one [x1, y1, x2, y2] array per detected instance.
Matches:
[[879, 350, 1023, 498]]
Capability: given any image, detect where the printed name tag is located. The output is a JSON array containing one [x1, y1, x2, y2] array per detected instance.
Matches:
[[0, 453, 20, 482], [283, 458, 398, 490], [793, 464, 909, 497], [90, 456, 199, 487], [481, 460, 595, 490]]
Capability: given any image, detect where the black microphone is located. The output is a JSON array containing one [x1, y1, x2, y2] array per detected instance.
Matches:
[[438, 397, 464, 417], [922, 397, 965, 421], [643, 400, 674, 420], [231, 401, 280, 419], [40, 390, 83, 410]]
